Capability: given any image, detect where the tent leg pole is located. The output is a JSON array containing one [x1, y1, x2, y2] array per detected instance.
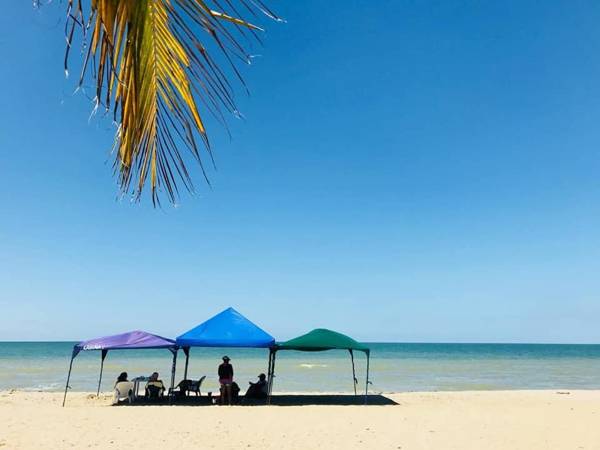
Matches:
[[266, 349, 273, 404], [350, 349, 357, 396], [62, 355, 75, 407], [96, 357, 104, 396], [266, 349, 272, 404], [169, 348, 178, 404], [267, 351, 270, 389], [183, 347, 190, 380], [364, 353, 370, 405], [97, 350, 107, 397], [271, 351, 277, 395], [268, 350, 277, 405]]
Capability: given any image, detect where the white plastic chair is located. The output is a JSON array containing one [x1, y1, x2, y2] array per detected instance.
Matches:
[[113, 381, 135, 405]]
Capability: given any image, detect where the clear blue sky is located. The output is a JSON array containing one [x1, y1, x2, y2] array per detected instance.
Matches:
[[1, 1, 600, 343]]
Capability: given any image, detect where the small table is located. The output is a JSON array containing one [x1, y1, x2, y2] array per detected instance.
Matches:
[[132, 376, 150, 399]]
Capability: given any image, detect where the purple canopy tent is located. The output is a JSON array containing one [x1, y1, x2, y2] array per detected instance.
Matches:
[[62, 330, 177, 406]]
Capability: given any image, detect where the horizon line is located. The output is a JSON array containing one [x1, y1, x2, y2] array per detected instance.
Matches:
[[1, 340, 599, 346]]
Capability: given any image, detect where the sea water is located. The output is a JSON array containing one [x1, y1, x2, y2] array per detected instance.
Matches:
[[1, 342, 600, 394]]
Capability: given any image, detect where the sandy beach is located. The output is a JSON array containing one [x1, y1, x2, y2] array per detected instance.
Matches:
[[1, 390, 599, 449]]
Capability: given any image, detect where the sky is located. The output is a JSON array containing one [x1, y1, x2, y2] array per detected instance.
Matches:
[[1, 1, 600, 343]]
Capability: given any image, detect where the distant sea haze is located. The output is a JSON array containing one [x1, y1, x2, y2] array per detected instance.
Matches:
[[1, 342, 600, 393]]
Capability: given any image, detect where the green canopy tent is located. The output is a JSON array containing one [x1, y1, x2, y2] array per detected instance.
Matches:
[[268, 328, 371, 404]]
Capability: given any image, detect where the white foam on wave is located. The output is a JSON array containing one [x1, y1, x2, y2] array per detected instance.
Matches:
[[21, 383, 62, 392], [299, 364, 328, 369]]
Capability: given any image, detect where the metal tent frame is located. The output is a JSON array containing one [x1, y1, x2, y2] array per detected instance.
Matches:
[[62, 331, 177, 406], [171, 308, 276, 400], [265, 328, 371, 404], [266, 347, 370, 404]]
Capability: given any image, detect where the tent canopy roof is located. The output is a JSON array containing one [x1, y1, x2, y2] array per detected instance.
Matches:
[[176, 307, 275, 348], [73, 330, 176, 357], [276, 328, 369, 353]]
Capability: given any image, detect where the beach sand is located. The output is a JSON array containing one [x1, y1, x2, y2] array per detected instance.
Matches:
[[1, 390, 599, 449]]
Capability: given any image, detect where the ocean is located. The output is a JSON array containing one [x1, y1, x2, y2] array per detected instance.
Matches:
[[1, 342, 600, 394]]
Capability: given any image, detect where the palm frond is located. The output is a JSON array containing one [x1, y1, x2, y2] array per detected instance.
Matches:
[[65, 0, 278, 205]]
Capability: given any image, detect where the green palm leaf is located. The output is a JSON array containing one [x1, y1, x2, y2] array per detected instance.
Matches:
[[65, 0, 278, 205]]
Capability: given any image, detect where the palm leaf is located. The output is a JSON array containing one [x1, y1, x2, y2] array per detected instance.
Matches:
[[65, 0, 279, 205]]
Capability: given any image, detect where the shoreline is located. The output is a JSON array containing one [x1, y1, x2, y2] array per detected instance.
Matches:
[[4, 387, 599, 394], [2, 390, 600, 448]]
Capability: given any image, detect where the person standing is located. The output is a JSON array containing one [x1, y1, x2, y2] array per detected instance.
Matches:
[[218, 356, 234, 405]]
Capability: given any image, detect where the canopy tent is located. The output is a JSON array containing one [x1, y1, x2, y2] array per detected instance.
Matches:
[[63, 330, 177, 406], [176, 307, 275, 348], [268, 328, 371, 403], [175, 307, 275, 387], [276, 328, 370, 353]]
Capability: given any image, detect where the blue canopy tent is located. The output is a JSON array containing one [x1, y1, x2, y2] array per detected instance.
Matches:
[[174, 307, 275, 393]]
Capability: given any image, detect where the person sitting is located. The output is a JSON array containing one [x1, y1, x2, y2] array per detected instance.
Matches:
[[231, 381, 241, 403], [115, 371, 128, 386], [113, 372, 133, 405], [145, 372, 165, 399], [244, 373, 268, 399]]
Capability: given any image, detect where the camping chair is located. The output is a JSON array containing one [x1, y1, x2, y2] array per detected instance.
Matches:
[[113, 381, 135, 405], [168, 376, 206, 397], [187, 376, 206, 396]]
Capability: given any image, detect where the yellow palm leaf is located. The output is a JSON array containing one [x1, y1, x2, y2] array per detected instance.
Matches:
[[65, 0, 279, 205]]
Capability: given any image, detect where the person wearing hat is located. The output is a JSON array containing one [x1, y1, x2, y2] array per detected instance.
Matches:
[[244, 373, 268, 400], [218, 356, 234, 405]]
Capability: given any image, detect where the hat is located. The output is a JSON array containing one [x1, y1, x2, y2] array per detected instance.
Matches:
[[222, 355, 230, 361]]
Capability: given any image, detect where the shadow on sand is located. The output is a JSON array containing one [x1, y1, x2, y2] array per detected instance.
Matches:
[[118, 394, 397, 407], [265, 394, 397, 406]]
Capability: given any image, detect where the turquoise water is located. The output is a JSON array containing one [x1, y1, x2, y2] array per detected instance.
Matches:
[[1, 342, 600, 394]]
